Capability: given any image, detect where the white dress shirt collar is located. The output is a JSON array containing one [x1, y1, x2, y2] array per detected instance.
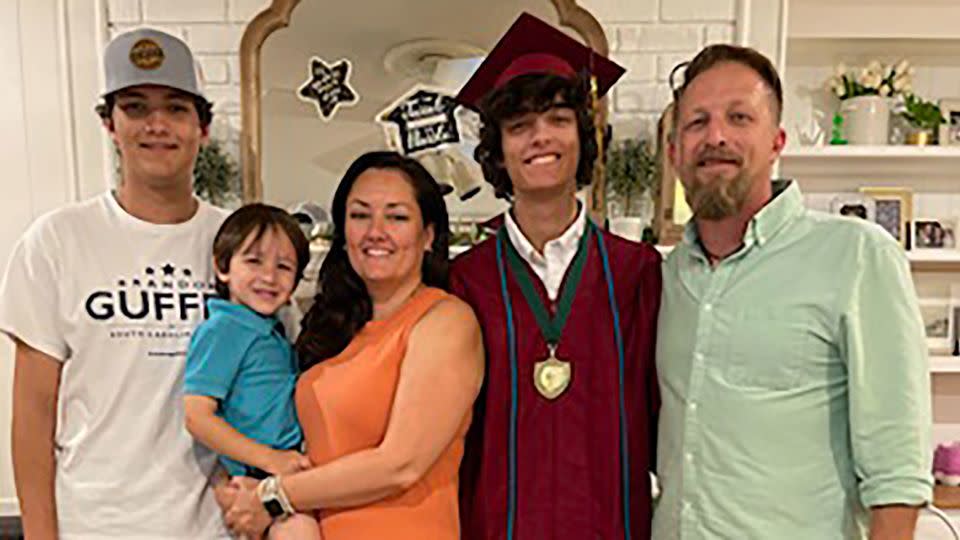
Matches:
[[503, 202, 587, 301]]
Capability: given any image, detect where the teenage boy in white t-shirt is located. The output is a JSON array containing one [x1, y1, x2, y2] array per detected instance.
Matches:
[[0, 28, 231, 539]]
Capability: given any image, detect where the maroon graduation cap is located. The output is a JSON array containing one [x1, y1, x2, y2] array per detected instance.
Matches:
[[455, 12, 626, 110]]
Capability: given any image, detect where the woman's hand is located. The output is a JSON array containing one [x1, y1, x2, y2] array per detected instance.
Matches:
[[223, 476, 272, 538]]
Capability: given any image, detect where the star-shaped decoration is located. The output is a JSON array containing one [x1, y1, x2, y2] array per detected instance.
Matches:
[[161, 263, 175, 276], [298, 57, 358, 120]]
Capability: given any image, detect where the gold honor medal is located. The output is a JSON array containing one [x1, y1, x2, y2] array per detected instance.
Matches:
[[534, 344, 571, 399], [129, 39, 165, 70]]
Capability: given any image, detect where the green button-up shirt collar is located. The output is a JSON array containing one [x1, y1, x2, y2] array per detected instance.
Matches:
[[680, 179, 801, 262]]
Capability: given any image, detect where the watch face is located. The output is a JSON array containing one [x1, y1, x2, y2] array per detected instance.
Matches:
[[264, 498, 285, 519]]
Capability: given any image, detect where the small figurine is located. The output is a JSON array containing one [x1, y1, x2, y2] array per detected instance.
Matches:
[[829, 112, 848, 145]]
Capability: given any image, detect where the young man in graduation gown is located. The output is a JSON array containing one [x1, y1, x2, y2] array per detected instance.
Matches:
[[449, 13, 662, 540]]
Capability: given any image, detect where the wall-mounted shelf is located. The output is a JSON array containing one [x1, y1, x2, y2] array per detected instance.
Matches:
[[909, 251, 960, 273], [782, 146, 960, 159], [931, 356, 960, 374], [780, 145, 960, 180]]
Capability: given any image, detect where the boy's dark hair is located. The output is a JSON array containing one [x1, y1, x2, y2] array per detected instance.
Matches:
[[671, 44, 783, 124], [95, 91, 214, 128], [212, 203, 311, 299], [473, 73, 597, 200]]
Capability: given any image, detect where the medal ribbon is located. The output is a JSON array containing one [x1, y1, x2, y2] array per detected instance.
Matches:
[[497, 219, 594, 346]]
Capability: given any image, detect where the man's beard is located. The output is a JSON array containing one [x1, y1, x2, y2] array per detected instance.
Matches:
[[685, 168, 754, 220]]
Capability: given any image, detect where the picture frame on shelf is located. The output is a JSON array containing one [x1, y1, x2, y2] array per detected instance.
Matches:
[[859, 187, 913, 249], [829, 194, 875, 222], [920, 298, 953, 354], [938, 99, 960, 146], [951, 284, 960, 356], [913, 217, 957, 250]]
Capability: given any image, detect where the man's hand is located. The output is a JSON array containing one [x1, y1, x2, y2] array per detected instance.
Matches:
[[224, 477, 272, 538]]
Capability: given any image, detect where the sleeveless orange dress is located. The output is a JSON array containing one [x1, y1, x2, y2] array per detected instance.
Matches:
[[294, 287, 469, 540]]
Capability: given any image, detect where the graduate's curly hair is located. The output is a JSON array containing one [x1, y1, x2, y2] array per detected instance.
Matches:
[[295, 151, 450, 369], [473, 73, 598, 200]]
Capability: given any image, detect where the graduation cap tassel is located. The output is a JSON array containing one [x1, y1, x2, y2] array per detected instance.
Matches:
[[590, 74, 606, 222]]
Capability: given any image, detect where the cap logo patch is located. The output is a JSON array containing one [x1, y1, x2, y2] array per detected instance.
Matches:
[[129, 39, 165, 70]]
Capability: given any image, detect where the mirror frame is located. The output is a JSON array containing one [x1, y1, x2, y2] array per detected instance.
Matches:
[[654, 102, 685, 245], [239, 0, 613, 218]]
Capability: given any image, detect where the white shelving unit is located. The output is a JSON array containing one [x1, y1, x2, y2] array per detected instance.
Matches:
[[782, 145, 960, 159], [779, 0, 960, 521], [932, 356, 960, 374]]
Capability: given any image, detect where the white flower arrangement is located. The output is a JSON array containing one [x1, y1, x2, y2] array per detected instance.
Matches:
[[825, 59, 913, 100]]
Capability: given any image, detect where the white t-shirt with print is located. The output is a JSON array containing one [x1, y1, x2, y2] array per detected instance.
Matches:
[[0, 192, 231, 540]]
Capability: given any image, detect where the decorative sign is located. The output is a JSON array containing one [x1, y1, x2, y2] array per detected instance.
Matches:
[[298, 57, 358, 120], [378, 86, 461, 155]]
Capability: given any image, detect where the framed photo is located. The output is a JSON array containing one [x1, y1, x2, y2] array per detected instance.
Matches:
[[859, 187, 913, 248], [829, 194, 876, 222], [913, 217, 957, 250], [938, 98, 960, 146], [920, 298, 953, 353], [654, 102, 687, 246]]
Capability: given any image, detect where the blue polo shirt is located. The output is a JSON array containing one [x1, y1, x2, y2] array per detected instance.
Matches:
[[184, 298, 302, 476]]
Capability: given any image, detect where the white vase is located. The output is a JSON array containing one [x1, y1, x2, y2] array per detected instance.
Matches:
[[841, 95, 890, 145]]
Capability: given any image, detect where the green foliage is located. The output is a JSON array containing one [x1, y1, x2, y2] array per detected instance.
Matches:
[[899, 93, 945, 131], [605, 138, 656, 214], [193, 139, 240, 206]]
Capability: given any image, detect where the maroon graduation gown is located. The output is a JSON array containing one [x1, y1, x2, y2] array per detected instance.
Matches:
[[450, 225, 662, 540]]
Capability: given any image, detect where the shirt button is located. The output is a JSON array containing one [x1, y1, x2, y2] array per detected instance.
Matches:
[[689, 402, 698, 411], [703, 303, 713, 312], [686, 452, 694, 462], [682, 501, 692, 512], [694, 352, 704, 362]]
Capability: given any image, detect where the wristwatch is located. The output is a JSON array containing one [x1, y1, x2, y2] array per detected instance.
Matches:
[[256, 476, 294, 519]]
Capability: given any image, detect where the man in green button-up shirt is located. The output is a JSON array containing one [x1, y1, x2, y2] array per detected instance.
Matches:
[[654, 44, 932, 539]]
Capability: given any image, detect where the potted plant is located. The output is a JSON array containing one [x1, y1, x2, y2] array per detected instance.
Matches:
[[193, 139, 240, 207], [825, 59, 913, 145], [605, 137, 656, 241], [898, 93, 945, 145]]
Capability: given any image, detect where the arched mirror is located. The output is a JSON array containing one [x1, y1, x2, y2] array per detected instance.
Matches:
[[239, 0, 612, 223]]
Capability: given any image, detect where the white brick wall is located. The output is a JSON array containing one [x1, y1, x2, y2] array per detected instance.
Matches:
[[104, 0, 734, 161], [584, 0, 736, 141]]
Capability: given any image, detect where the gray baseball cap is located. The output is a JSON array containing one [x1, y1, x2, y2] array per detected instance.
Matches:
[[102, 28, 205, 99]]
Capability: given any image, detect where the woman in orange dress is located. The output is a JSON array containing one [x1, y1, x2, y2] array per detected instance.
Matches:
[[221, 151, 484, 539]]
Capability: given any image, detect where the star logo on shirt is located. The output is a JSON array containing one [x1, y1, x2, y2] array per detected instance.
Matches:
[[297, 57, 358, 120], [161, 263, 176, 276]]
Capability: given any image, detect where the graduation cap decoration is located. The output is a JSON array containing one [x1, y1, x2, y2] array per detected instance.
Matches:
[[454, 12, 625, 110], [378, 86, 461, 155], [377, 84, 487, 201], [298, 57, 358, 120]]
